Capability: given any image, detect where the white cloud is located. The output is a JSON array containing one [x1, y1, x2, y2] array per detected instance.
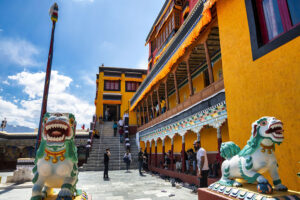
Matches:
[[0, 37, 41, 67], [81, 74, 94, 86], [8, 71, 72, 99], [2, 80, 9, 85], [3, 70, 94, 128]]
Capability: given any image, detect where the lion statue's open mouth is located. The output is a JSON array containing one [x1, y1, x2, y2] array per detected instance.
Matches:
[[265, 122, 284, 139], [45, 120, 70, 142]]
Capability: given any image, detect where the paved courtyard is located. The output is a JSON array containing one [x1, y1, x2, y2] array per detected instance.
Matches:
[[0, 170, 197, 200]]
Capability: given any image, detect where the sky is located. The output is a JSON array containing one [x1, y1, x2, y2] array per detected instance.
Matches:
[[0, 0, 163, 129]]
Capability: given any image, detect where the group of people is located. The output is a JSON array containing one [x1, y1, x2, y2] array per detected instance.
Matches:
[[160, 140, 211, 188], [103, 148, 148, 180]]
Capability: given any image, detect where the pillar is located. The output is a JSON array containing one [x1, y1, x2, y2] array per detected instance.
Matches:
[[173, 71, 180, 104], [217, 127, 222, 152], [156, 88, 161, 115], [171, 137, 174, 171], [142, 101, 146, 124], [162, 139, 165, 168], [150, 92, 155, 119], [139, 104, 143, 125], [186, 58, 194, 96], [164, 79, 169, 111], [136, 108, 139, 127], [146, 96, 150, 122], [181, 135, 186, 173], [149, 141, 152, 166], [203, 40, 214, 84], [155, 140, 158, 167]]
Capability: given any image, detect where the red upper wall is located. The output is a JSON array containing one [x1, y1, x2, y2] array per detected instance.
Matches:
[[189, 0, 198, 10]]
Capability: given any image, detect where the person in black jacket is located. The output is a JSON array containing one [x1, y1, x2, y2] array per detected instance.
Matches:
[[138, 148, 144, 176], [103, 148, 111, 180]]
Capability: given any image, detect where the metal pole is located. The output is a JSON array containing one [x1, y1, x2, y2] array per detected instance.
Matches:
[[35, 3, 58, 152]]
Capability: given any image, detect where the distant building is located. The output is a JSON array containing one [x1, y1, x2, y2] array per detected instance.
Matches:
[[94, 66, 147, 128]]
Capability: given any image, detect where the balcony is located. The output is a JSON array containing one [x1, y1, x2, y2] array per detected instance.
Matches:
[[137, 78, 224, 132]]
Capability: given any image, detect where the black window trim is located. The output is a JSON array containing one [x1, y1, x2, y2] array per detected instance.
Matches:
[[245, 0, 300, 60]]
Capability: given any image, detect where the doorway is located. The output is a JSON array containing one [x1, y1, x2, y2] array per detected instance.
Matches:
[[103, 104, 120, 121]]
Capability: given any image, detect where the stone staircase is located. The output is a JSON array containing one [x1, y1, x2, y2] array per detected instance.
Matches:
[[80, 121, 139, 171]]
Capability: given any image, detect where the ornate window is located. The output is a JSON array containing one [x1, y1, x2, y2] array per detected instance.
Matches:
[[245, 0, 300, 60], [126, 81, 140, 92], [104, 80, 120, 91]]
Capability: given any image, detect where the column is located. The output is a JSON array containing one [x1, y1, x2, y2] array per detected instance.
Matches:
[[171, 137, 174, 171], [139, 104, 143, 125], [142, 101, 146, 124], [156, 88, 161, 115], [217, 127, 222, 152], [203, 40, 214, 84], [146, 96, 150, 122], [164, 79, 169, 111], [197, 132, 200, 142], [155, 140, 158, 167], [162, 139, 165, 169], [181, 135, 186, 173], [136, 108, 139, 127], [173, 71, 180, 104], [149, 141, 152, 167], [186, 58, 194, 96], [150, 92, 155, 119]]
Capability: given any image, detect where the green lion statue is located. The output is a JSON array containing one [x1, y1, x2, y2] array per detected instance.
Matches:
[[31, 113, 80, 200], [219, 116, 288, 194]]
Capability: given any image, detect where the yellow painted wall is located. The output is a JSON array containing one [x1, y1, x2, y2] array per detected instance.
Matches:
[[157, 139, 163, 153], [173, 134, 182, 153], [221, 121, 229, 142], [140, 141, 145, 152], [212, 59, 222, 82], [164, 136, 172, 152], [185, 131, 197, 151], [146, 141, 150, 153], [192, 72, 205, 93], [95, 72, 146, 125], [200, 127, 218, 152], [151, 140, 155, 152], [217, 0, 300, 190]]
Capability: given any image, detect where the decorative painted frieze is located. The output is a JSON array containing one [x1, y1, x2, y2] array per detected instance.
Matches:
[[140, 101, 227, 142]]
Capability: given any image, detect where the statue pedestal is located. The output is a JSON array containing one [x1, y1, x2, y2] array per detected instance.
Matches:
[[44, 191, 91, 200], [198, 183, 300, 200]]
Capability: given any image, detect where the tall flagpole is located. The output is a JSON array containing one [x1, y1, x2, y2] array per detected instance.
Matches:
[[35, 3, 59, 152]]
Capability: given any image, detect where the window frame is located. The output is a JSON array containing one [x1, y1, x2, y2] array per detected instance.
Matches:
[[245, 0, 300, 60], [125, 81, 140, 92], [104, 80, 121, 91]]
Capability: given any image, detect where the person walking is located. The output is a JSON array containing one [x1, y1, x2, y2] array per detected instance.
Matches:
[[119, 127, 124, 143], [103, 148, 111, 180], [105, 108, 109, 121], [193, 140, 209, 187], [85, 139, 91, 163], [123, 150, 132, 172], [138, 148, 145, 176], [118, 117, 124, 129], [125, 137, 130, 151], [113, 121, 118, 137]]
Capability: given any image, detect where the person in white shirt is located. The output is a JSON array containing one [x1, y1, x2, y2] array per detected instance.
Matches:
[[118, 118, 124, 128], [193, 140, 209, 187]]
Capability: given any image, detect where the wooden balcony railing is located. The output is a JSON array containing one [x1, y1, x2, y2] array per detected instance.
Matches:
[[137, 78, 224, 132]]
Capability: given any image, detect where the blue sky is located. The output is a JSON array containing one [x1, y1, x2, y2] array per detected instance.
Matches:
[[0, 0, 162, 128]]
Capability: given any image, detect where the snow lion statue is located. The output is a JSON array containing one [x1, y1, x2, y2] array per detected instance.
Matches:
[[218, 116, 288, 194]]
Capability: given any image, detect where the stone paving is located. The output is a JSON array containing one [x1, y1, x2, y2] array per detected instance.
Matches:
[[0, 170, 198, 200]]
